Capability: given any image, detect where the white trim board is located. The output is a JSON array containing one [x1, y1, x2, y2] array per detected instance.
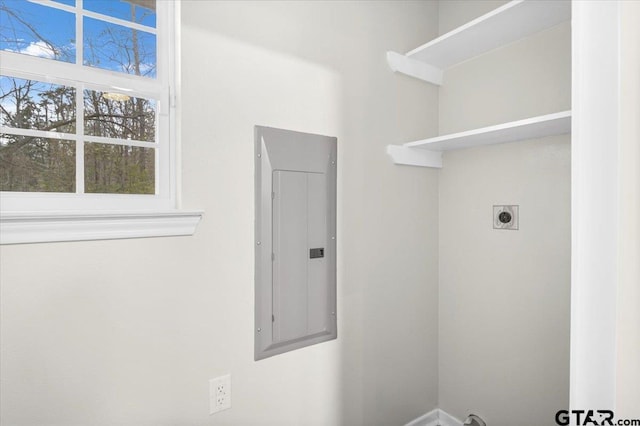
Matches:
[[570, 0, 620, 411], [405, 409, 464, 426], [405, 409, 439, 426], [0, 210, 204, 244]]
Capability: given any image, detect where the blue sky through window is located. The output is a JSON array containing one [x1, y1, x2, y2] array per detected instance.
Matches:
[[83, 16, 156, 77], [0, 0, 156, 77], [0, 1, 75, 62], [84, 0, 156, 27]]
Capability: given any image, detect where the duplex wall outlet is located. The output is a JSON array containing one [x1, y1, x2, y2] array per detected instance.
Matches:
[[209, 374, 231, 414], [493, 205, 519, 230]]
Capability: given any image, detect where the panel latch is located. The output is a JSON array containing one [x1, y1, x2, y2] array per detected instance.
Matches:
[[309, 248, 325, 259]]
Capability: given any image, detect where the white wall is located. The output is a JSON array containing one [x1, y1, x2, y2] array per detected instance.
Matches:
[[616, 0, 640, 417], [0, 2, 440, 425], [437, 3, 571, 425]]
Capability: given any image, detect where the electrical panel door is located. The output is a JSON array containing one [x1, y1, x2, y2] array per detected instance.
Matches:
[[255, 126, 337, 360]]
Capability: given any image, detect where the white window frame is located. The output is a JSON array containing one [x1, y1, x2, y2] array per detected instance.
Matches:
[[0, 0, 202, 244]]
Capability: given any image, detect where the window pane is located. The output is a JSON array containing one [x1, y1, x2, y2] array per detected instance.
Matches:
[[0, 134, 75, 192], [84, 89, 155, 142], [0, 76, 76, 133], [53, 0, 75, 6], [0, 1, 75, 63], [84, 0, 156, 28], [84, 143, 154, 194], [83, 16, 156, 78]]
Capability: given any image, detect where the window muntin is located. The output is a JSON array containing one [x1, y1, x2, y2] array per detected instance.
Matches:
[[0, 0, 174, 210]]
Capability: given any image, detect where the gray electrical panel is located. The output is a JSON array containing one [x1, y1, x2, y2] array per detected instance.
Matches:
[[254, 126, 337, 360]]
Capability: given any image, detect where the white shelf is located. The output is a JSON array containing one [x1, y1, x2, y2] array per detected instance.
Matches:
[[387, 0, 571, 85], [407, 111, 571, 150], [387, 111, 571, 168]]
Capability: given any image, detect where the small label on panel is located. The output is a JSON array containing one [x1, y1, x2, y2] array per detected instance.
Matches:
[[309, 248, 324, 259]]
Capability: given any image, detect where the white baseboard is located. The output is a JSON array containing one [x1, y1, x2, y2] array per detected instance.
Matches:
[[438, 409, 464, 426], [405, 408, 463, 426], [405, 408, 440, 426]]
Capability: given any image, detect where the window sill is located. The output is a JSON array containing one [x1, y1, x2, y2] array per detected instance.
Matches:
[[0, 210, 204, 245]]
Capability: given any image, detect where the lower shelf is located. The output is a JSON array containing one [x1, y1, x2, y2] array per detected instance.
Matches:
[[388, 110, 571, 168]]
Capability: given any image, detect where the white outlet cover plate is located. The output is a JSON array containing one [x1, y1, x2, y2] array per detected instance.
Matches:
[[493, 205, 519, 230], [209, 374, 231, 414]]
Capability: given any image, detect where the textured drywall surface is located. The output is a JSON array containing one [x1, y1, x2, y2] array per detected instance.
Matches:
[[0, 2, 440, 425], [437, 3, 571, 425]]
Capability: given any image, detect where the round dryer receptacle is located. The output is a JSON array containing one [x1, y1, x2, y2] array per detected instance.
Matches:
[[498, 211, 512, 224]]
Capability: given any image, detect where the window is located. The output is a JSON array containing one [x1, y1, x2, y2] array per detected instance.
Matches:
[[0, 0, 202, 244]]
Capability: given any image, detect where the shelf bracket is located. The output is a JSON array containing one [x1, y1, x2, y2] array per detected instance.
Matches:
[[386, 145, 442, 168], [386, 51, 443, 86]]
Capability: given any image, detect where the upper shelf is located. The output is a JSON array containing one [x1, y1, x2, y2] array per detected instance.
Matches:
[[387, 111, 571, 168], [387, 0, 571, 85]]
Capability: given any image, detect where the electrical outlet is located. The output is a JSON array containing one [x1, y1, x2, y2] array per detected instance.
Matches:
[[209, 374, 231, 414]]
